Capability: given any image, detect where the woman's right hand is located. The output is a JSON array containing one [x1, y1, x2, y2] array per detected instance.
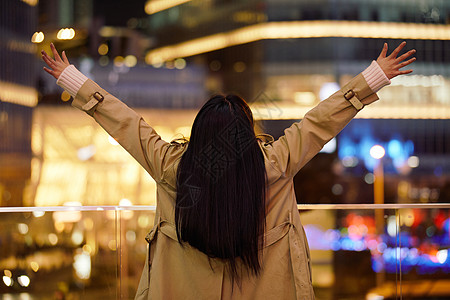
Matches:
[[42, 43, 70, 79], [376, 41, 416, 80]]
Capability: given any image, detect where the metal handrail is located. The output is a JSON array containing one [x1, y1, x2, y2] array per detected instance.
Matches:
[[0, 203, 449, 213]]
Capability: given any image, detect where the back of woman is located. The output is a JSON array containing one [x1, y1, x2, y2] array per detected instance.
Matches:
[[42, 41, 415, 299]]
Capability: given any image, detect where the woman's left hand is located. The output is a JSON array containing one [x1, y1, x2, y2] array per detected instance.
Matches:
[[41, 43, 70, 79]]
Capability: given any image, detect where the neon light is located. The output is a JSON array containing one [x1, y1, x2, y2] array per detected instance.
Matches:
[[146, 21, 450, 64]]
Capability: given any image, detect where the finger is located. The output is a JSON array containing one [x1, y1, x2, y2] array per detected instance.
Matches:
[[43, 67, 56, 76], [398, 57, 416, 69], [379, 43, 388, 58], [41, 50, 54, 62], [390, 41, 406, 58], [397, 69, 413, 76], [50, 43, 62, 62], [62, 51, 69, 64], [396, 49, 416, 63], [42, 54, 55, 67]]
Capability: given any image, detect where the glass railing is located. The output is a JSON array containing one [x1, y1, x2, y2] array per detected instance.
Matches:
[[0, 204, 449, 300]]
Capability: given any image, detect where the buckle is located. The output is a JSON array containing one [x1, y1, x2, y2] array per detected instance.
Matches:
[[344, 90, 355, 100], [93, 92, 104, 102]]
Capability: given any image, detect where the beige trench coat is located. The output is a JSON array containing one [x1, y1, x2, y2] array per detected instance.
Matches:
[[71, 73, 379, 299]]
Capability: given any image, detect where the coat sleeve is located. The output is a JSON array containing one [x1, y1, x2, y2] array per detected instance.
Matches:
[[268, 73, 380, 178], [69, 78, 185, 183]]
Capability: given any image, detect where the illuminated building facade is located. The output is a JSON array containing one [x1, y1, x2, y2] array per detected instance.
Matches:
[[0, 0, 38, 206]]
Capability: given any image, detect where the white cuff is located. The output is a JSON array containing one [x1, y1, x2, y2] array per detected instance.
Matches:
[[56, 65, 89, 98], [362, 61, 391, 93]]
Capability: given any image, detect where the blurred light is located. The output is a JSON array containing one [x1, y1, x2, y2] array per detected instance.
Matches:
[[426, 226, 435, 237], [113, 56, 124, 67], [61, 91, 71, 102], [294, 92, 316, 105], [21, 0, 38, 6], [387, 216, 397, 237], [233, 61, 246, 72], [138, 215, 150, 228], [54, 222, 64, 233], [72, 230, 84, 245], [77, 145, 96, 161], [366, 293, 384, 300], [342, 156, 358, 167], [30, 262, 39, 272], [319, 82, 340, 101], [99, 56, 109, 66], [437, 249, 448, 264], [147, 20, 450, 64], [370, 145, 385, 159], [174, 58, 186, 69], [32, 211, 45, 218], [331, 184, 343, 195], [124, 55, 137, 67], [0, 81, 38, 107], [108, 135, 119, 146], [152, 61, 163, 68], [19, 293, 31, 300], [145, 0, 191, 15], [209, 60, 221, 71], [48, 233, 58, 245], [387, 139, 402, 159], [165, 61, 175, 69], [53, 211, 81, 223], [364, 173, 375, 184], [98, 43, 109, 55], [82, 244, 92, 254], [17, 275, 30, 287], [108, 240, 117, 251], [320, 138, 336, 153], [4, 270, 12, 278], [391, 74, 445, 87], [3, 276, 13, 287], [31, 31, 44, 43], [119, 198, 134, 220], [57, 28, 75, 40], [407, 156, 420, 168], [119, 198, 132, 206], [73, 251, 91, 280], [84, 218, 94, 230], [18, 223, 29, 235], [126, 230, 136, 243]]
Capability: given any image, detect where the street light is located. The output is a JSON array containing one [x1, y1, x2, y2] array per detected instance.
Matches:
[[370, 145, 385, 206], [370, 144, 385, 286]]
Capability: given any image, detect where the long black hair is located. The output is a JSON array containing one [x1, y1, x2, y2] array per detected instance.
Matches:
[[175, 94, 267, 283]]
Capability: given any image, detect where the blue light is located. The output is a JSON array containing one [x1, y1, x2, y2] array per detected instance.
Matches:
[[388, 139, 403, 159]]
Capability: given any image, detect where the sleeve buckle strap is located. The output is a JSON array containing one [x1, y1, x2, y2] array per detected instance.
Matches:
[[93, 92, 104, 102], [344, 89, 364, 111], [81, 91, 104, 111]]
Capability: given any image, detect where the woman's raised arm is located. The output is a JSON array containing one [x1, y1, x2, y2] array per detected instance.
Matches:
[[42, 44, 186, 183], [267, 42, 416, 178]]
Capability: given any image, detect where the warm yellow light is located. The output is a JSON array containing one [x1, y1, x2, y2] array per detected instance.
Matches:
[[145, 0, 191, 15], [21, 0, 38, 6], [124, 55, 137, 67], [30, 262, 40, 272], [0, 81, 38, 107], [113, 56, 124, 66], [61, 91, 71, 102], [146, 21, 450, 64], [98, 43, 109, 55], [31, 31, 44, 43], [174, 58, 186, 69], [57, 28, 75, 40]]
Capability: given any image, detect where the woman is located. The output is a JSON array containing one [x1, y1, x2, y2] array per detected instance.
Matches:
[[43, 42, 415, 299]]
